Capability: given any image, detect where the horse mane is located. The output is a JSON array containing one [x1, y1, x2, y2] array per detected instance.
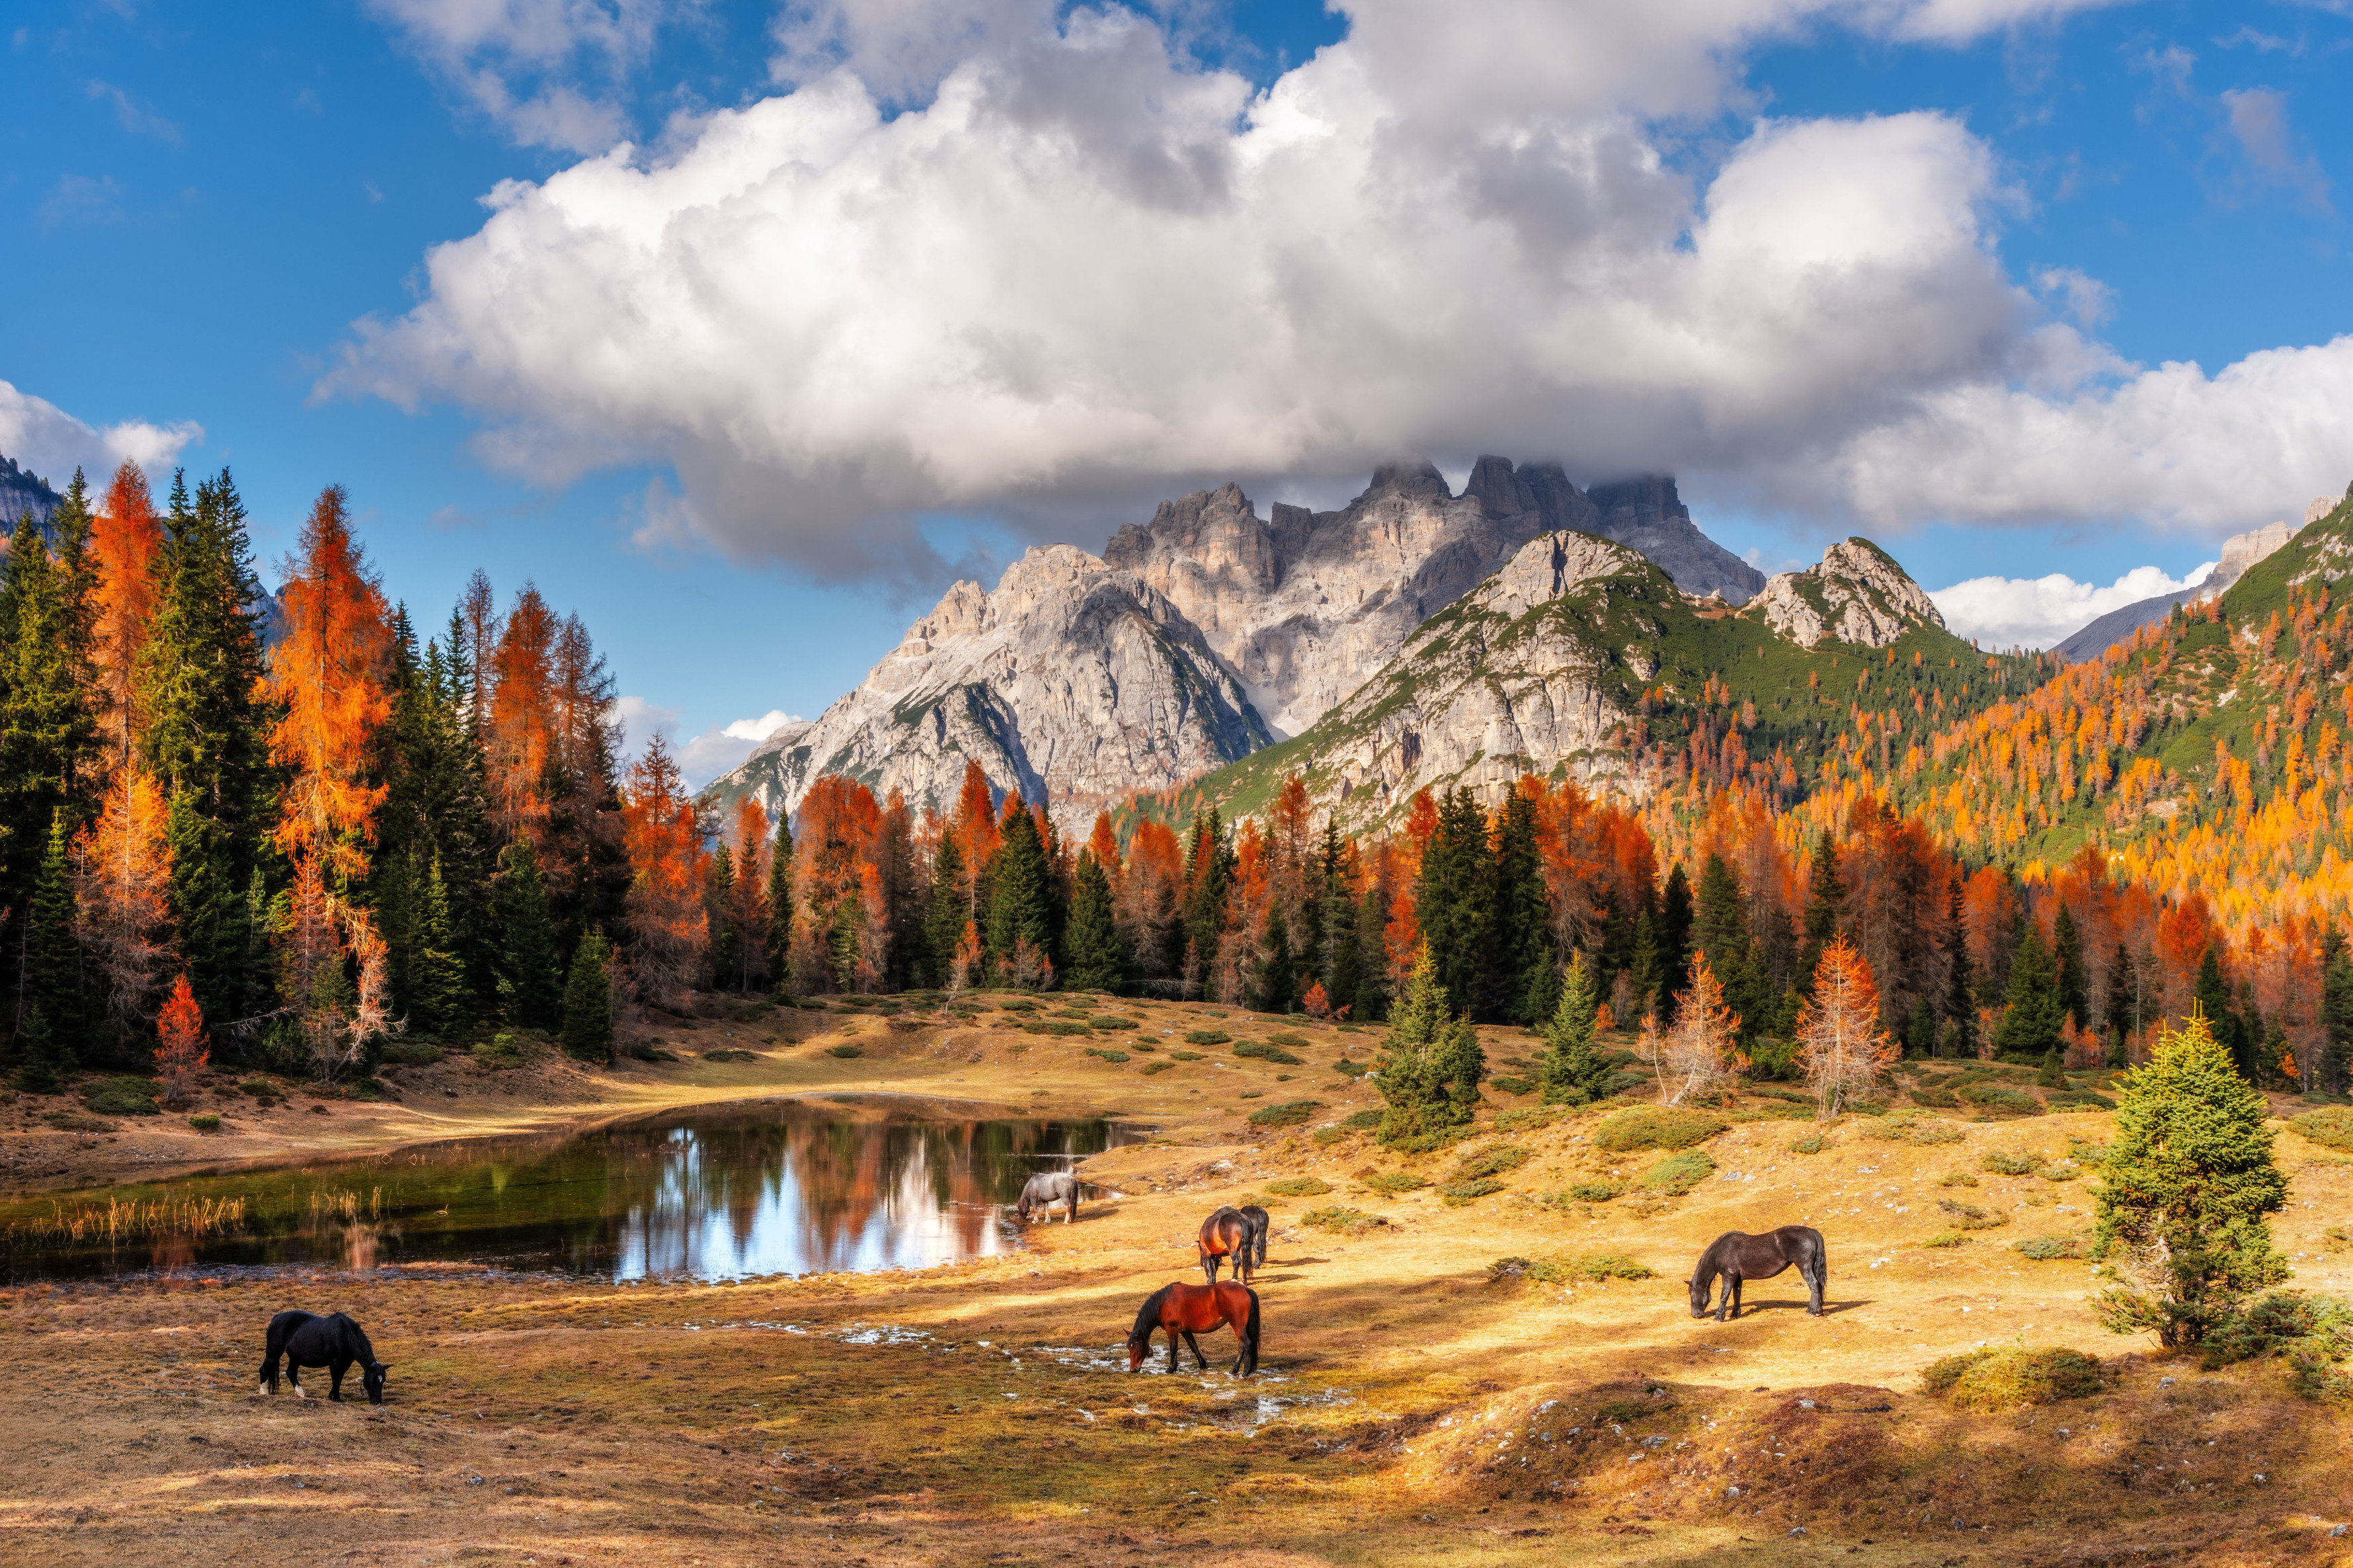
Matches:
[[336, 1314, 379, 1365], [1128, 1284, 1174, 1344]]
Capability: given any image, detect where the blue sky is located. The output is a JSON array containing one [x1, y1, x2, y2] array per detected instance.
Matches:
[[4, 0, 2348, 782]]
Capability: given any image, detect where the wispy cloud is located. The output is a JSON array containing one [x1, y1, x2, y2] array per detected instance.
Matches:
[[36, 173, 127, 231], [85, 79, 181, 145], [2220, 86, 2332, 211], [365, 0, 677, 153]]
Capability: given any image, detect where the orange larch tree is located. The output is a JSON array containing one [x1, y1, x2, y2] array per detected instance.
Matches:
[[154, 973, 209, 1105], [73, 765, 175, 1049], [1794, 935, 1899, 1119], [92, 459, 162, 768], [621, 733, 708, 1012]]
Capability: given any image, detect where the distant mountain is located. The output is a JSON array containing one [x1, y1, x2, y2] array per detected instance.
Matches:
[[0, 453, 62, 534], [1151, 532, 1970, 829], [706, 458, 1767, 826], [2053, 503, 2332, 663]]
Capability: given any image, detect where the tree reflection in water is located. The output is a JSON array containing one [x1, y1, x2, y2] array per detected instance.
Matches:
[[0, 1107, 1142, 1283]]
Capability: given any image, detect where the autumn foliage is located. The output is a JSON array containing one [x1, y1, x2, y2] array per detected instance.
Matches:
[[153, 973, 208, 1104], [1795, 935, 1899, 1118]]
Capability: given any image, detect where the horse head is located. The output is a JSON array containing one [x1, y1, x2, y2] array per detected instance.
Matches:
[[1124, 1335, 1148, 1372], [1687, 1271, 1712, 1319], [362, 1360, 391, 1405]]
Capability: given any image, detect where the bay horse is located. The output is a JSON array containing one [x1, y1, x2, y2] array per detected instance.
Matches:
[[257, 1311, 391, 1405], [1126, 1282, 1261, 1376], [1687, 1227, 1828, 1322], [1016, 1171, 1080, 1223], [1237, 1203, 1270, 1272], [1197, 1206, 1254, 1284]]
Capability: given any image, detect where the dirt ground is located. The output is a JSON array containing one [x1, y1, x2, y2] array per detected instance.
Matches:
[[4, 997, 2353, 1567]]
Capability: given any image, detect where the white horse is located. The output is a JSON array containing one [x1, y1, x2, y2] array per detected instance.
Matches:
[[1014, 1171, 1080, 1223]]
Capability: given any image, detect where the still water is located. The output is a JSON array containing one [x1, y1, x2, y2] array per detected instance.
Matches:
[[0, 1100, 1146, 1284]]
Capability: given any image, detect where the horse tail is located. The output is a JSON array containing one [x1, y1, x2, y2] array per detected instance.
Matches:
[[1241, 1288, 1261, 1377], [1129, 1284, 1172, 1346]]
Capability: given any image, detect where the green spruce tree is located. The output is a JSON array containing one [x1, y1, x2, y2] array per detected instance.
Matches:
[[985, 804, 1051, 977], [707, 844, 740, 989], [1371, 948, 1482, 1147], [1993, 919, 2065, 1060], [1062, 850, 1125, 994], [1657, 863, 1693, 1020], [1414, 787, 1490, 1020], [1250, 905, 1294, 1013], [1798, 828, 1844, 990], [409, 856, 469, 1038], [1538, 952, 1615, 1105], [496, 837, 561, 1030], [559, 928, 614, 1063], [2053, 903, 2088, 1029], [766, 809, 796, 993], [1941, 874, 1977, 1057], [1486, 788, 1552, 1023]]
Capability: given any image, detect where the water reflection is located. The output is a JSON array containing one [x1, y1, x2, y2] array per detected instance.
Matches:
[[0, 1102, 1144, 1283]]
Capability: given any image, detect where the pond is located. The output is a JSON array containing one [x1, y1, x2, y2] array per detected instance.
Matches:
[[0, 1100, 1146, 1284]]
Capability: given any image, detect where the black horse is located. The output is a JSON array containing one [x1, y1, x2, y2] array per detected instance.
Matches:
[[258, 1311, 391, 1405], [1237, 1203, 1270, 1273], [1015, 1171, 1080, 1224], [1687, 1227, 1828, 1321], [1197, 1206, 1254, 1285]]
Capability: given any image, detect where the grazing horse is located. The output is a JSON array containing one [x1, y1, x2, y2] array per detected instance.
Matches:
[[1197, 1206, 1255, 1284], [1015, 1171, 1080, 1224], [257, 1311, 391, 1405], [1126, 1282, 1261, 1376], [1687, 1227, 1828, 1322], [1237, 1204, 1270, 1272]]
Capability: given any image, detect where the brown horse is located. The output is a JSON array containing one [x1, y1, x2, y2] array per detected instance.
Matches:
[[1126, 1282, 1261, 1375], [1197, 1206, 1254, 1285], [1687, 1226, 1828, 1321]]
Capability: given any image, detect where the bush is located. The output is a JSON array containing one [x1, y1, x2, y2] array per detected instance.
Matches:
[[703, 1048, 758, 1063], [1312, 1124, 1347, 1145], [1092, 1016, 1144, 1031], [1637, 1149, 1716, 1195], [1025, 1020, 1094, 1037], [2199, 1292, 2353, 1397], [1494, 1106, 1566, 1134], [1233, 1040, 1303, 1065], [1130, 1040, 1156, 1052], [1361, 1171, 1428, 1195], [1247, 1100, 1321, 1128], [1300, 1206, 1387, 1236], [1789, 1134, 1827, 1155], [1938, 1171, 1980, 1187], [187, 1113, 221, 1132], [1982, 1149, 2042, 1175], [474, 1034, 526, 1069], [826, 1044, 865, 1059], [1453, 1144, 1531, 1181], [2013, 1234, 2091, 1260], [1440, 1177, 1507, 1206], [1488, 1250, 1656, 1284], [1936, 1198, 2008, 1229], [1863, 1113, 1964, 1146], [1486, 1075, 1535, 1097], [2288, 1106, 2353, 1153], [81, 1076, 161, 1116], [997, 998, 1039, 1013], [1920, 1346, 2103, 1410], [1957, 1083, 2040, 1116], [1921, 1229, 1969, 1248], [2047, 1089, 2118, 1112], [2066, 1134, 2111, 1167], [1341, 1109, 1384, 1131], [376, 1036, 444, 1067], [1264, 1176, 1331, 1198], [1140, 1061, 1173, 1075], [1910, 1086, 1961, 1108], [1565, 1180, 1624, 1202], [1084, 1047, 1131, 1063], [1332, 1057, 1369, 1077], [1185, 1030, 1232, 1046], [1264, 1032, 1311, 1050], [2039, 1162, 2083, 1182], [1170, 1050, 1205, 1062], [1595, 1107, 1726, 1152]]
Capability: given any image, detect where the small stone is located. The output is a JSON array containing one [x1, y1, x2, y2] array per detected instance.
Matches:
[[1789, 1526, 1808, 1536]]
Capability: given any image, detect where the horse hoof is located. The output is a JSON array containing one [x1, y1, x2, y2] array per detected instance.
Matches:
[[257, 1385, 268, 1397]]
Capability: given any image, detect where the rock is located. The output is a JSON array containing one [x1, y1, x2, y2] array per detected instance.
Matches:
[[1745, 539, 1945, 650], [1585, 476, 1765, 606]]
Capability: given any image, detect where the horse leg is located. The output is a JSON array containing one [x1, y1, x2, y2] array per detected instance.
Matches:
[[329, 1357, 348, 1402], [1182, 1331, 1209, 1372], [1808, 1256, 1826, 1316], [1732, 1278, 1745, 1318], [1166, 1331, 1180, 1374], [258, 1324, 283, 1396], [1716, 1276, 1734, 1323], [288, 1361, 307, 1399]]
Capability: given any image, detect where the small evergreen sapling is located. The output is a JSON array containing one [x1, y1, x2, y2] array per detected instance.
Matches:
[[1373, 948, 1484, 1147], [2093, 1010, 2289, 1348], [560, 928, 614, 1063], [1539, 952, 1616, 1106]]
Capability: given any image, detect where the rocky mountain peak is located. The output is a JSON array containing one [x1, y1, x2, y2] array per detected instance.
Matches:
[[0, 452, 62, 534], [1747, 537, 1944, 649]]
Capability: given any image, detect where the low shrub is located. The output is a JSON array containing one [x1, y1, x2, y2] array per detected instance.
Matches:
[[1247, 1100, 1321, 1128], [81, 1076, 161, 1116], [2039, 1162, 2083, 1182], [1957, 1082, 2040, 1116], [1265, 1176, 1331, 1198], [1938, 1171, 1980, 1187], [1092, 1016, 1144, 1031], [1440, 1177, 1507, 1206], [376, 1036, 444, 1067], [237, 1077, 280, 1099], [473, 1034, 526, 1069], [2012, 1233, 2091, 1260], [1239, 1089, 1264, 1099], [1486, 1075, 1536, 1097], [1595, 1107, 1726, 1152], [1789, 1134, 1828, 1155], [2065, 1134, 2111, 1167], [1300, 1206, 1387, 1237], [1981, 1149, 2043, 1175], [1361, 1171, 1429, 1195], [1909, 1086, 1961, 1108], [1637, 1149, 1716, 1195], [2327, 1225, 2353, 1255], [1564, 1180, 1624, 1202], [1494, 1106, 1566, 1133], [1137, 1060, 1174, 1076], [1025, 1020, 1094, 1038], [1232, 1040, 1302, 1065], [1921, 1346, 2103, 1409], [1130, 1040, 1156, 1052], [1453, 1144, 1531, 1181], [1312, 1124, 1348, 1145], [1170, 1050, 1204, 1062], [1341, 1109, 1384, 1131], [1863, 1113, 1964, 1146], [826, 1044, 865, 1059], [44, 1111, 113, 1131], [1185, 1030, 1232, 1046], [188, 1113, 221, 1132], [1084, 1047, 1131, 1063], [2288, 1106, 2353, 1153], [1920, 1229, 1970, 1248], [1332, 1057, 1369, 1077], [2200, 1292, 2353, 1398], [1936, 1198, 2008, 1229], [996, 998, 1039, 1013], [1264, 1032, 1311, 1050], [1488, 1250, 1656, 1285], [2046, 1089, 2118, 1112], [703, 1048, 758, 1063]]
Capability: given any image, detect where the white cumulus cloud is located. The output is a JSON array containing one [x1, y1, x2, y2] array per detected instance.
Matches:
[[366, 0, 676, 152], [617, 695, 800, 789], [323, 0, 2349, 585], [1929, 562, 2215, 652], [0, 379, 202, 489]]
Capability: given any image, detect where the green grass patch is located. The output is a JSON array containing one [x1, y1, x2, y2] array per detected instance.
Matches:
[[2289, 1106, 2353, 1153], [1264, 1176, 1331, 1198], [1636, 1149, 1716, 1195], [2012, 1234, 2091, 1261], [1361, 1171, 1429, 1195], [1920, 1346, 2102, 1410], [1594, 1107, 1726, 1151], [1486, 1075, 1536, 1097], [826, 1044, 865, 1059], [81, 1076, 160, 1116], [1439, 1177, 1508, 1206], [1246, 1099, 1321, 1128], [1300, 1206, 1388, 1237]]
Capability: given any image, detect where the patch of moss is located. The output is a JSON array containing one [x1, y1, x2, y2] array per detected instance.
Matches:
[[1439, 1177, 1507, 1206], [1263, 1176, 1331, 1198], [1920, 1346, 2102, 1409], [1361, 1171, 1429, 1196], [1636, 1149, 1715, 1195], [1594, 1107, 1726, 1151], [1246, 1099, 1321, 1128]]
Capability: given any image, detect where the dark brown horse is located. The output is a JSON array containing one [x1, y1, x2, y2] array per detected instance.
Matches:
[[1197, 1206, 1254, 1284], [1237, 1204, 1270, 1272], [1688, 1226, 1828, 1321], [1126, 1282, 1261, 1375]]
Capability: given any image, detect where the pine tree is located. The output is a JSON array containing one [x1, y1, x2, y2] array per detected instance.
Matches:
[[1371, 948, 1482, 1147], [1657, 863, 1693, 1019], [25, 813, 84, 1063], [1351, 884, 1386, 1022], [1798, 828, 1844, 989], [2321, 927, 2353, 1096], [1487, 788, 1552, 1023], [410, 856, 469, 1038], [1994, 919, 2065, 1060], [11, 1006, 64, 1094], [2052, 903, 2088, 1029], [707, 843, 740, 989], [2192, 944, 2237, 1070], [1693, 852, 1748, 973], [985, 804, 1051, 977], [2092, 1012, 2288, 1347], [1538, 952, 1613, 1105], [1250, 904, 1294, 1013], [2105, 941, 2139, 1046], [559, 927, 613, 1063], [1414, 787, 1490, 1020], [1629, 907, 1663, 1020], [923, 830, 967, 991], [1062, 850, 1125, 994], [1940, 874, 1975, 1058], [497, 836, 561, 1029], [1181, 808, 1229, 983], [766, 808, 795, 993]]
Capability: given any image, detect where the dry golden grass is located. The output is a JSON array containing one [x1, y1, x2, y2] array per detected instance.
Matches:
[[7, 1005, 2353, 1565]]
